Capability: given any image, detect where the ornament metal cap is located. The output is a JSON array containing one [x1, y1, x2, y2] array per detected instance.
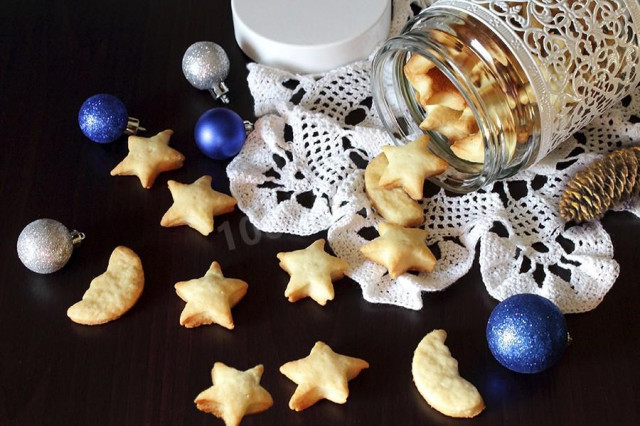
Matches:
[[182, 41, 231, 103], [243, 120, 254, 134], [125, 117, 146, 135], [209, 81, 230, 104]]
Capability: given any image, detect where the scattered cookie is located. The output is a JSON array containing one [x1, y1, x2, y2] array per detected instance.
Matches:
[[160, 175, 236, 236], [195, 362, 273, 426], [364, 153, 424, 227], [276, 239, 348, 306], [67, 246, 144, 325], [360, 222, 436, 279], [174, 261, 247, 329], [412, 330, 485, 418], [110, 129, 185, 188], [379, 135, 448, 200], [280, 341, 369, 411]]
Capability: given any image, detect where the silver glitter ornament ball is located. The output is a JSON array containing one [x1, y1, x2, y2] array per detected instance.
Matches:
[[17, 219, 84, 274], [182, 41, 231, 102]]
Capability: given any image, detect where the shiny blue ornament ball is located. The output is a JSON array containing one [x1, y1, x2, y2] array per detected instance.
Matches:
[[194, 108, 246, 160], [78, 94, 128, 143], [486, 294, 568, 374]]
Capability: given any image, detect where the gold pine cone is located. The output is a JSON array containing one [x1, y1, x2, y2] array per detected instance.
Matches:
[[559, 146, 640, 223]]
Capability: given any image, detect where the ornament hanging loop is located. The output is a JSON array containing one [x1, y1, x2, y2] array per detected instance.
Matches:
[[208, 82, 230, 104], [71, 230, 86, 247], [125, 117, 146, 135]]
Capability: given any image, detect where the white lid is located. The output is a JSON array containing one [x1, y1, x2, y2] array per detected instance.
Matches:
[[231, 0, 391, 74]]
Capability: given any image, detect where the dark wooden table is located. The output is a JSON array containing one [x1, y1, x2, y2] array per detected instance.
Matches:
[[1, 1, 639, 425]]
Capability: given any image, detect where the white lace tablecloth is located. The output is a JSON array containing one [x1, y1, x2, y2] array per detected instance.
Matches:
[[227, 0, 640, 312]]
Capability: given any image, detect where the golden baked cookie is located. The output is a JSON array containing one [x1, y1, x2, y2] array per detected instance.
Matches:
[[404, 54, 437, 105], [276, 239, 349, 306], [404, 53, 487, 162], [364, 153, 424, 227], [174, 261, 247, 329], [195, 362, 273, 426], [412, 330, 485, 418], [67, 246, 144, 325], [160, 175, 236, 236], [420, 106, 478, 142], [280, 341, 369, 411], [110, 129, 184, 188], [451, 132, 484, 163], [419, 105, 463, 132], [360, 222, 436, 279], [378, 135, 448, 200], [421, 68, 467, 111]]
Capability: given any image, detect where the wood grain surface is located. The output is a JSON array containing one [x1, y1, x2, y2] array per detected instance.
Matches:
[[1, 1, 639, 425]]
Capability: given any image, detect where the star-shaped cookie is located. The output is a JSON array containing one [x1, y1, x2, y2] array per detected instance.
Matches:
[[174, 261, 247, 329], [280, 341, 369, 411], [110, 129, 184, 188], [378, 135, 448, 200], [161, 175, 236, 236], [276, 239, 349, 306], [360, 222, 437, 279], [195, 362, 273, 426]]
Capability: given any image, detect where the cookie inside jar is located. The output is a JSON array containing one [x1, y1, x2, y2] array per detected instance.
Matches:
[[372, 9, 542, 193], [405, 54, 483, 164], [402, 34, 537, 171]]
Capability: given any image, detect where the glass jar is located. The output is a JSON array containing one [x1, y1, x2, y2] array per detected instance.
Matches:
[[372, 0, 640, 192]]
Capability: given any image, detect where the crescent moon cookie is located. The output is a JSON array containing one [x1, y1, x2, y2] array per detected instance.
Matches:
[[67, 246, 144, 325], [378, 135, 448, 200], [195, 363, 273, 426], [160, 175, 236, 236], [110, 129, 185, 189], [174, 261, 248, 329], [359, 222, 436, 279], [279, 341, 369, 411], [364, 153, 424, 227], [412, 330, 485, 418], [276, 239, 349, 306]]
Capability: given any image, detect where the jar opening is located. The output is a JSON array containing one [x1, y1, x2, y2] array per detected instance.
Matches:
[[372, 8, 542, 193]]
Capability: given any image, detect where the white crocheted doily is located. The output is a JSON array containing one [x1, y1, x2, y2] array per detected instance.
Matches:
[[228, 0, 640, 312]]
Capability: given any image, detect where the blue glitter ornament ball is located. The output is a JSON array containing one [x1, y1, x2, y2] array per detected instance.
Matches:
[[194, 108, 246, 160], [78, 94, 128, 143], [486, 294, 568, 374]]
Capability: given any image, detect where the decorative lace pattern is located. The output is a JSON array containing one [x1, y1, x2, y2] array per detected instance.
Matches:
[[227, 0, 640, 312]]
